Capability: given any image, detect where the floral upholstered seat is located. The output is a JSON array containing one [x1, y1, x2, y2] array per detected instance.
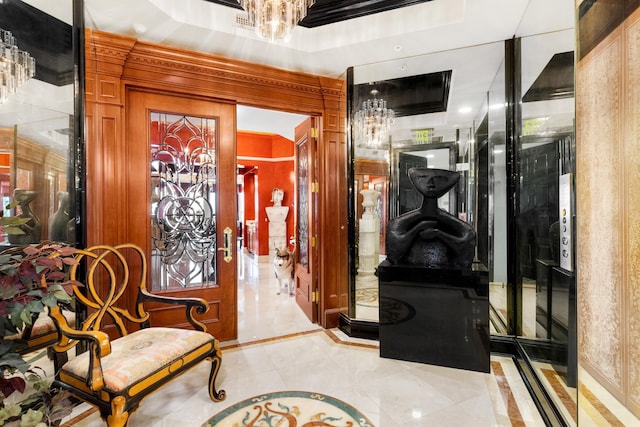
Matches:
[[60, 327, 214, 393], [48, 243, 225, 427]]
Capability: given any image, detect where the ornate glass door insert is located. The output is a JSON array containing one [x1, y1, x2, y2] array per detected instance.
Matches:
[[297, 137, 309, 269], [150, 112, 217, 290]]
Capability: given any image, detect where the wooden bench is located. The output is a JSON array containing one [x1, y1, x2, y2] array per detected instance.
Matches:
[[48, 243, 226, 427], [6, 310, 75, 367]]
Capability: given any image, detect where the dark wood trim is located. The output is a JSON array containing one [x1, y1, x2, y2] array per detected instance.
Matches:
[[72, 0, 86, 250], [346, 67, 356, 319], [504, 38, 522, 336]]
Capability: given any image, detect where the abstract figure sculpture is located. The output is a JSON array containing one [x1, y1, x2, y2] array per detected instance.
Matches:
[[385, 167, 476, 269]]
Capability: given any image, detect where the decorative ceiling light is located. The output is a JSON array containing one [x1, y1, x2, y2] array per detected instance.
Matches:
[[354, 89, 395, 148], [0, 28, 36, 104], [238, 0, 315, 42]]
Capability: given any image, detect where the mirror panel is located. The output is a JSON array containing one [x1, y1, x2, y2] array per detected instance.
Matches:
[[0, 0, 80, 248], [348, 41, 504, 322], [346, 18, 576, 426], [517, 27, 577, 418]]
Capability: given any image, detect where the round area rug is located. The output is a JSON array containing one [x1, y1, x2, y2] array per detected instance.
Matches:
[[203, 390, 375, 427]]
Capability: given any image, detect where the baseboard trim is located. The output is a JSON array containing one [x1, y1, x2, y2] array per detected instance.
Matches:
[[337, 313, 378, 340]]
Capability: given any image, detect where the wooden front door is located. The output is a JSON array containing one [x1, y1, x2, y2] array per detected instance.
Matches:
[[127, 90, 237, 341], [294, 118, 318, 322]]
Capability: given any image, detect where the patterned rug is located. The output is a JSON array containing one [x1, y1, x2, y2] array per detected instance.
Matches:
[[202, 390, 375, 427]]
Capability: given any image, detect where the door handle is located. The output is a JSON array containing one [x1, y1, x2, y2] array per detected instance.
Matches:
[[217, 227, 233, 263]]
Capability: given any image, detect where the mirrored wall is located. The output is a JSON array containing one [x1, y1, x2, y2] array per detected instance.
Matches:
[[0, 0, 83, 249], [346, 40, 503, 324], [344, 13, 576, 427]]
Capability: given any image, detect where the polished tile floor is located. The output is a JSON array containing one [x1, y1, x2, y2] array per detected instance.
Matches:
[[56, 252, 547, 426]]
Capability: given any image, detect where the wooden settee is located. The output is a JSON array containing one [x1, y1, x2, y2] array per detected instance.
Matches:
[[48, 243, 226, 427]]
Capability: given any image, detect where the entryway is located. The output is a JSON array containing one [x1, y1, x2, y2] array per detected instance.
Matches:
[[235, 105, 317, 342]]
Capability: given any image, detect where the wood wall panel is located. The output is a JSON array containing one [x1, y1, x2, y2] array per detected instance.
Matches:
[[318, 77, 347, 328], [85, 29, 346, 329]]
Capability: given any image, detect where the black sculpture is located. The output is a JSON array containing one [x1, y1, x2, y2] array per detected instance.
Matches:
[[386, 167, 476, 269]]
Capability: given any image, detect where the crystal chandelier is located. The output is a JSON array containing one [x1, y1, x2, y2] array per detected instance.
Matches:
[[354, 90, 395, 148], [0, 28, 36, 104], [238, 0, 315, 42]]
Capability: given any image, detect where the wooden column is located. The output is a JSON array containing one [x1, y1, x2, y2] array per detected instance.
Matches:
[[84, 31, 136, 247], [317, 77, 348, 328]]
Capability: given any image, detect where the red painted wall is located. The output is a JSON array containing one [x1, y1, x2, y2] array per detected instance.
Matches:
[[238, 131, 295, 256]]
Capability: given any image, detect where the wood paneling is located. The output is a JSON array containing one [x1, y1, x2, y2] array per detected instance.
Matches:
[[318, 79, 347, 328], [85, 29, 346, 330], [0, 128, 66, 241]]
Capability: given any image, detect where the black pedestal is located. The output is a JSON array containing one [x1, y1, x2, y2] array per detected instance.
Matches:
[[378, 260, 490, 373]]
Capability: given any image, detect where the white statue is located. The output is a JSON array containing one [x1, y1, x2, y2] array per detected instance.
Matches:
[[266, 188, 289, 253], [358, 188, 381, 274], [271, 188, 284, 207]]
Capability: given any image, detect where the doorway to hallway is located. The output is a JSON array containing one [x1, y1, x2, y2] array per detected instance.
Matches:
[[235, 105, 316, 342]]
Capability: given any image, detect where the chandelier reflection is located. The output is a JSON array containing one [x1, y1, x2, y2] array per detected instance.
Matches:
[[354, 89, 395, 148], [238, 0, 315, 42], [0, 28, 36, 104]]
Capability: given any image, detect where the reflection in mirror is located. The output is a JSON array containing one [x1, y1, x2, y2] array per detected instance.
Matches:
[[0, 0, 78, 247], [487, 58, 508, 335], [347, 22, 576, 425], [518, 27, 577, 422], [348, 42, 502, 323], [390, 142, 457, 219]]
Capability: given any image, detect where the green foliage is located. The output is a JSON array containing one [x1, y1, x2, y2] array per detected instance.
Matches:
[[0, 243, 79, 426]]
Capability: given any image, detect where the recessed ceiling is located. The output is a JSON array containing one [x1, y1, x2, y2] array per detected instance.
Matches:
[[354, 71, 452, 118], [0, 0, 575, 151], [522, 51, 574, 103], [203, 0, 433, 28]]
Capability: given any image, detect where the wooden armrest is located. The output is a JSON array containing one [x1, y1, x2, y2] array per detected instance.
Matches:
[[137, 290, 209, 331], [49, 305, 111, 391]]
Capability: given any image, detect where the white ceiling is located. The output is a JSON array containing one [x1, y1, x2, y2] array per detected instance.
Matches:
[[1, 0, 575, 147]]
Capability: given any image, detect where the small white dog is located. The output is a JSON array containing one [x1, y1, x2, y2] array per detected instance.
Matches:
[[273, 247, 295, 295]]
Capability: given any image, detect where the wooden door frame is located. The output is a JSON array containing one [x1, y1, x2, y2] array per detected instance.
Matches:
[[84, 29, 347, 330]]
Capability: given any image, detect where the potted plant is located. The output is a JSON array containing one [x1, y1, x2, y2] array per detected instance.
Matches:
[[0, 235, 79, 426]]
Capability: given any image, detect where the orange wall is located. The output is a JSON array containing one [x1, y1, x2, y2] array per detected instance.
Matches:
[[238, 131, 295, 256]]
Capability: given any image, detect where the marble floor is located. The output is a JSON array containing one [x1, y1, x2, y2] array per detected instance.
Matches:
[[53, 252, 548, 426], [17, 251, 631, 426]]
